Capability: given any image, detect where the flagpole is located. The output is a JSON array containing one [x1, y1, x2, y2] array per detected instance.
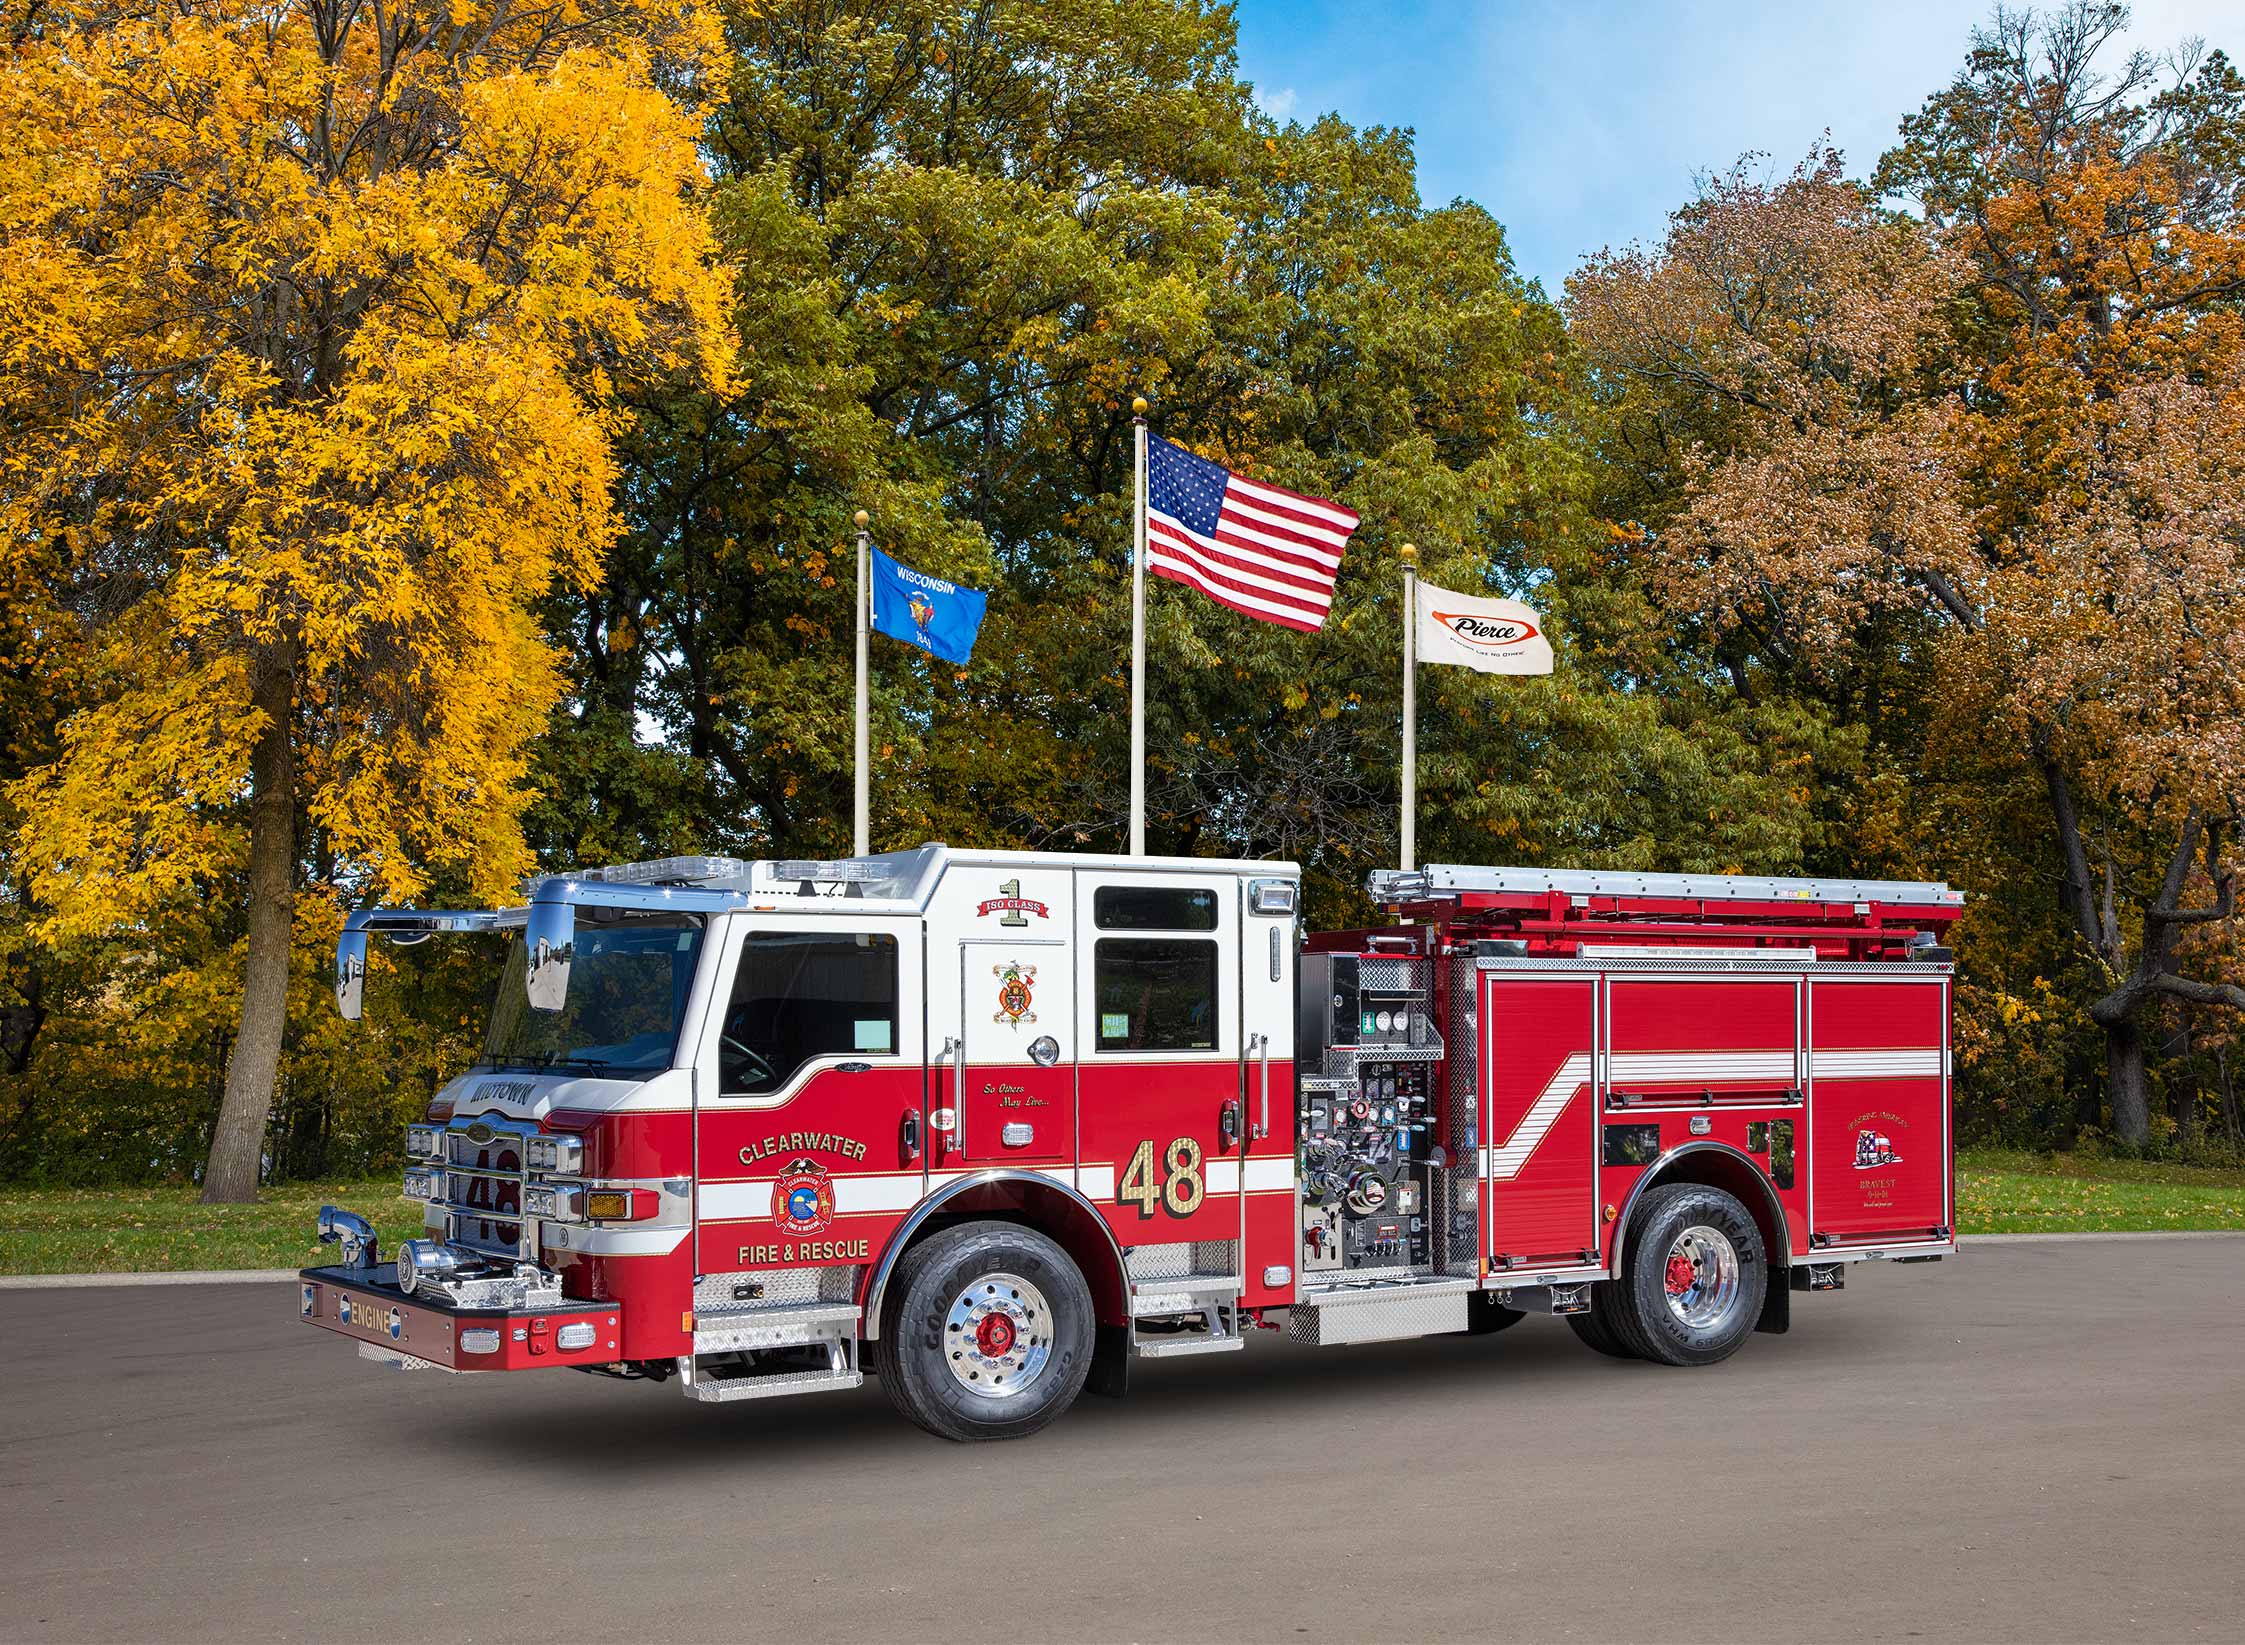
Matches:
[[1130, 395, 1148, 857], [1400, 541, 1417, 872], [853, 509, 870, 857]]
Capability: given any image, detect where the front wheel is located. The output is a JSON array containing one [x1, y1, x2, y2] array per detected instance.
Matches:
[[880, 1220, 1094, 1441], [1607, 1182, 1766, 1367]]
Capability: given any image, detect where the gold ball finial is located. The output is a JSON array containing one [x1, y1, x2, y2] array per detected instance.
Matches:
[[1132, 396, 1148, 416], [1399, 541, 1418, 563], [853, 509, 869, 528]]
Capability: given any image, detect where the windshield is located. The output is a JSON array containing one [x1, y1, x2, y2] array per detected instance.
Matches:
[[482, 915, 704, 1074]]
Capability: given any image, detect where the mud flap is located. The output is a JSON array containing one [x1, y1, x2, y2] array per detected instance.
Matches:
[[1086, 1321, 1131, 1398], [1755, 1269, 1791, 1335]]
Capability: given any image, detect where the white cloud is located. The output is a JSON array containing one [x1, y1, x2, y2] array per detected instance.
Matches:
[[1262, 84, 1299, 122]]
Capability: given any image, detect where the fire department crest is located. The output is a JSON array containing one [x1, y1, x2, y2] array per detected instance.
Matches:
[[994, 961, 1037, 1025], [772, 1158, 836, 1236]]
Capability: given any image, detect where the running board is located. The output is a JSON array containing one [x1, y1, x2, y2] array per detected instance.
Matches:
[[1285, 1278, 1475, 1346], [693, 1301, 858, 1355], [1135, 1332, 1245, 1358]]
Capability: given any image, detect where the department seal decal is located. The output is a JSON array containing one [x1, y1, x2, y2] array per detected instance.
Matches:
[[994, 960, 1038, 1025], [772, 1157, 837, 1236]]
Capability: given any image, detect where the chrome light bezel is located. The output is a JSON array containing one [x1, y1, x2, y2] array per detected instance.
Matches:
[[404, 1124, 446, 1161], [401, 1165, 445, 1203], [524, 1134, 584, 1175], [522, 1182, 584, 1223]]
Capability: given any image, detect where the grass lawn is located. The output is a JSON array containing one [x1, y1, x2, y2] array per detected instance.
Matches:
[[0, 1180, 424, 1276], [2, 1150, 2241, 1275], [1956, 1147, 2245, 1233]]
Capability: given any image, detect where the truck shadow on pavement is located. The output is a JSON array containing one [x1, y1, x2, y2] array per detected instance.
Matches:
[[420, 1312, 1873, 1478]]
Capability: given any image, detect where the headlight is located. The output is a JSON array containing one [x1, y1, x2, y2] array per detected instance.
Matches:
[[401, 1166, 444, 1203], [523, 1182, 583, 1222], [555, 1323, 597, 1351], [524, 1134, 584, 1175], [405, 1124, 445, 1161]]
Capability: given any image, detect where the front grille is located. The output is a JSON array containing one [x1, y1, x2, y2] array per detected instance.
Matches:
[[440, 1119, 535, 1256]]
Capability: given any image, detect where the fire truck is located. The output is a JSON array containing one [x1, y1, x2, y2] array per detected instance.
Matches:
[[303, 846, 1961, 1441]]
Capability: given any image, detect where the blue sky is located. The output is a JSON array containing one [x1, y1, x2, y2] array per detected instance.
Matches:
[[1233, 0, 2237, 294]]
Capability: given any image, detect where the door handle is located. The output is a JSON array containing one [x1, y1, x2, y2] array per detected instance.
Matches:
[[1219, 1098, 1242, 1147], [938, 1035, 962, 1154], [1249, 1032, 1271, 1140], [900, 1108, 921, 1164]]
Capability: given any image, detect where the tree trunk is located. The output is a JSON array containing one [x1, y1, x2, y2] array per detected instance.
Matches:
[[2105, 1017, 2148, 1147], [201, 651, 297, 1203]]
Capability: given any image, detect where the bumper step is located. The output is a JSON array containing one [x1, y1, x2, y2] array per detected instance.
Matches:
[[1133, 1333, 1246, 1358]]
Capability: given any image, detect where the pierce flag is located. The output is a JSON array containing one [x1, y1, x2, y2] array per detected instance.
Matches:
[[1413, 580, 1553, 675], [868, 546, 987, 666]]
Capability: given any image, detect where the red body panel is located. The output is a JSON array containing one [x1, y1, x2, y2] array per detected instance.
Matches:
[[1808, 979, 1952, 1244], [1481, 976, 1599, 1267]]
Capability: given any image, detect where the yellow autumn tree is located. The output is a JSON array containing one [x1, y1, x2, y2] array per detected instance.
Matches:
[[0, 0, 733, 1199]]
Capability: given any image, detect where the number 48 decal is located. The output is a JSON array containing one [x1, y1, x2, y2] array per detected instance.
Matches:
[[1116, 1137, 1204, 1218]]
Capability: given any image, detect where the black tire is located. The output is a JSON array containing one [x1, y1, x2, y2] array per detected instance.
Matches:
[[1565, 1288, 1639, 1359], [879, 1220, 1094, 1442], [1460, 1292, 1527, 1336], [1606, 1182, 1767, 1368]]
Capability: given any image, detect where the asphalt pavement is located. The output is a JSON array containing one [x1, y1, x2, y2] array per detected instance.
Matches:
[[3, 1237, 2241, 1643]]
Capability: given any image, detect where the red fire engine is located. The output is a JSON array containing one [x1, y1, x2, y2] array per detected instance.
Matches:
[[304, 848, 1961, 1440]]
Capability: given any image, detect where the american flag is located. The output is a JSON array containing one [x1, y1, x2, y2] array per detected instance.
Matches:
[[1145, 434, 1358, 632]]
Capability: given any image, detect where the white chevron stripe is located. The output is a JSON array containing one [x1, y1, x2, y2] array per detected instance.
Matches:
[[1489, 1052, 1594, 1179]]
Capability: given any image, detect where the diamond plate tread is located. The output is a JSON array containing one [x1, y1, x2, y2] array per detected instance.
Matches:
[[1130, 1273, 1239, 1306], [682, 1365, 864, 1403], [692, 1301, 860, 1354], [1133, 1334, 1245, 1358]]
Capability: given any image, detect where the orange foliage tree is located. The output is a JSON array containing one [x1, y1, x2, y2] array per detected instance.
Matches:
[[0, 0, 733, 1197], [1572, 4, 2245, 1144]]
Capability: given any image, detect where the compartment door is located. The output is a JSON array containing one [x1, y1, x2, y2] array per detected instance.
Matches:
[[1481, 974, 1600, 1270], [1808, 978, 1951, 1245]]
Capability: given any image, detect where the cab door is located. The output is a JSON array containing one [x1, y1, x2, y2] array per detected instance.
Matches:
[[929, 864, 1078, 1173], [1074, 871, 1243, 1273]]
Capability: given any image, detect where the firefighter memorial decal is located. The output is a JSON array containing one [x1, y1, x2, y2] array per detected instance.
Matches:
[[994, 961, 1037, 1025], [1853, 1125, 1904, 1169], [772, 1157, 837, 1236], [976, 878, 1049, 926]]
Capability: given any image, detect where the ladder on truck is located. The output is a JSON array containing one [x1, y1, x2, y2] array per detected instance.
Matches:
[[1371, 864, 1962, 914]]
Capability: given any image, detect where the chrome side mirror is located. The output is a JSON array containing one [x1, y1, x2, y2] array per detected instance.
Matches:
[[334, 917, 369, 1021], [524, 898, 574, 1013], [317, 1206, 378, 1270]]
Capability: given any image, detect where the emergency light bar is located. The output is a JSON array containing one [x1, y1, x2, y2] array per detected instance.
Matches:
[[567, 856, 755, 888]]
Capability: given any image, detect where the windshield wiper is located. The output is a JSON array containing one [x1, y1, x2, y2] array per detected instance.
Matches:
[[542, 1054, 617, 1071]]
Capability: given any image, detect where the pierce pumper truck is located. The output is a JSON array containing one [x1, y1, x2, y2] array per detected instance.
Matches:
[[304, 846, 1962, 1440]]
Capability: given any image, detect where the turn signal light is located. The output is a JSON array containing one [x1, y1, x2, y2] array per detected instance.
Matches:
[[583, 1188, 655, 1221]]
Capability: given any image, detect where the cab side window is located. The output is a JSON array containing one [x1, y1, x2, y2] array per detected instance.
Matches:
[[1092, 883, 1225, 1052], [720, 931, 898, 1094]]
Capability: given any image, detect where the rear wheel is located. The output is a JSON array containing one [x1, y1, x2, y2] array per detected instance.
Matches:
[[880, 1221, 1094, 1441], [1606, 1183, 1766, 1367]]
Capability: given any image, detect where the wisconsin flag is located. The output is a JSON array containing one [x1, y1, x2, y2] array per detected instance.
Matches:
[[1414, 580, 1553, 675], [869, 546, 987, 666]]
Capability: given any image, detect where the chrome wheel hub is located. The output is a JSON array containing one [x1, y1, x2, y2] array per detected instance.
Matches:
[[1661, 1224, 1742, 1331], [943, 1271, 1052, 1400]]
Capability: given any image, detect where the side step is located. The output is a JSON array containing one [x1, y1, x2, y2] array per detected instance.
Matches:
[[680, 1341, 863, 1403], [682, 1299, 866, 1403], [1133, 1279, 1246, 1358], [1286, 1277, 1475, 1346]]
